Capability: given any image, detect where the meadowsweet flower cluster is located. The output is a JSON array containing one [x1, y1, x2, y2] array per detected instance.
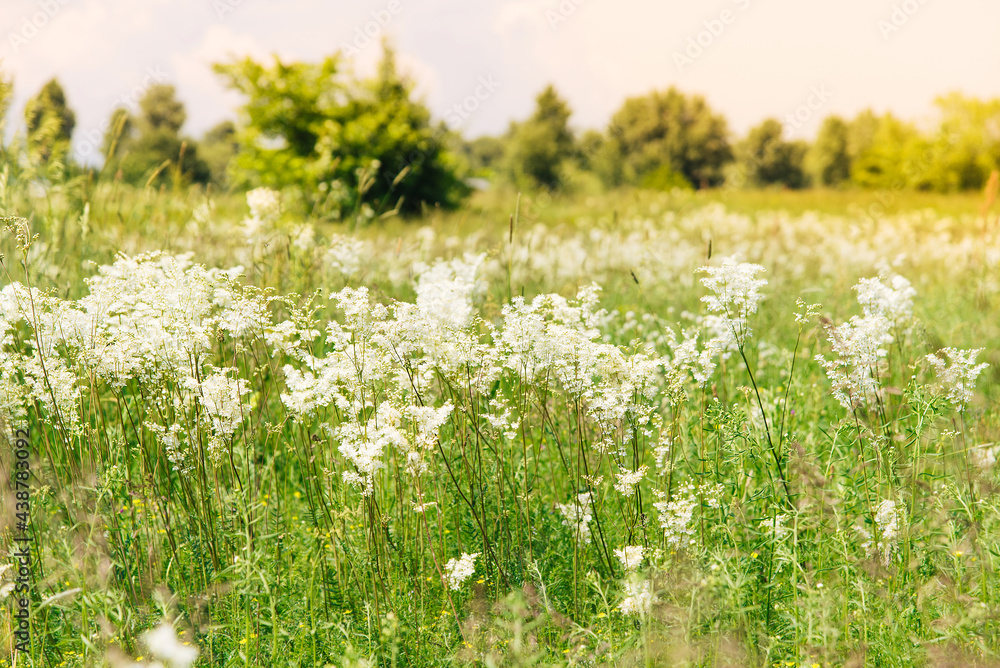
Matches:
[[614, 466, 647, 497], [614, 545, 646, 571], [699, 257, 767, 346], [243, 187, 281, 243], [653, 483, 699, 548], [618, 580, 655, 616], [557, 492, 594, 544], [816, 313, 894, 410], [6, 198, 1000, 666], [413, 253, 485, 329], [443, 552, 479, 590], [142, 622, 199, 668], [855, 270, 917, 326], [860, 499, 904, 566], [925, 348, 989, 410], [971, 444, 1000, 471]]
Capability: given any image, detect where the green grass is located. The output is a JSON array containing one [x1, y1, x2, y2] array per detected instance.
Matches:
[[2, 177, 1000, 668]]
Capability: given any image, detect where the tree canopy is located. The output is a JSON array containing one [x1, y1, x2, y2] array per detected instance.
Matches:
[[103, 84, 209, 186], [214, 47, 468, 215], [599, 88, 732, 189], [24, 78, 76, 164], [504, 85, 575, 190], [735, 118, 808, 189]]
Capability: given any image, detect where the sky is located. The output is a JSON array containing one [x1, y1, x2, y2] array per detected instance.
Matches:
[[2, 0, 998, 163]]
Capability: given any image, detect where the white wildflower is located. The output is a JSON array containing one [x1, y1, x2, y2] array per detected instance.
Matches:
[[217, 294, 269, 338], [191, 370, 251, 438], [292, 224, 316, 252], [759, 514, 790, 540], [614, 545, 646, 571], [413, 253, 485, 329], [925, 348, 989, 410], [143, 622, 198, 668], [243, 187, 280, 243], [971, 444, 999, 471], [861, 499, 903, 566], [326, 234, 369, 279], [246, 187, 280, 222], [557, 492, 594, 544], [653, 483, 698, 548], [443, 552, 479, 590], [412, 501, 438, 513], [855, 272, 916, 326], [815, 314, 893, 410], [698, 257, 767, 345], [614, 466, 647, 497], [617, 580, 655, 617], [0, 564, 14, 600]]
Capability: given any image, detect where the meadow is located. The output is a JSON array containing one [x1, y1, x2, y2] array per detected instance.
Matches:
[[2, 179, 1000, 668]]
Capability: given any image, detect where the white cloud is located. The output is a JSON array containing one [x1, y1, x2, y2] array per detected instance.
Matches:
[[171, 24, 269, 136]]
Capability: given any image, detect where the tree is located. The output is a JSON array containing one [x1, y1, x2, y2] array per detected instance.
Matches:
[[848, 112, 917, 189], [846, 109, 880, 166], [600, 88, 731, 188], [503, 85, 575, 190], [734, 119, 807, 188], [918, 93, 1000, 191], [24, 78, 75, 163], [807, 116, 850, 186], [461, 135, 505, 176], [0, 69, 13, 158], [576, 129, 604, 171], [843, 101, 1000, 192], [214, 46, 468, 214], [200, 120, 239, 187], [103, 84, 209, 186]]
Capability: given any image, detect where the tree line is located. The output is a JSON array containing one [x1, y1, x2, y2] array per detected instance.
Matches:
[[2, 46, 999, 217]]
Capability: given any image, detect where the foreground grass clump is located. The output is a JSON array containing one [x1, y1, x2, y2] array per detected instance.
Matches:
[[2, 186, 1000, 667]]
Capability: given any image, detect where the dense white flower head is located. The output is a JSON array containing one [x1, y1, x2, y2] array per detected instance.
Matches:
[[855, 271, 916, 326], [614, 545, 646, 571], [698, 257, 767, 345], [860, 499, 903, 566], [0, 564, 14, 600], [653, 482, 699, 548], [413, 253, 485, 329], [191, 369, 251, 438], [443, 552, 479, 590], [143, 622, 198, 668], [971, 444, 1000, 471], [246, 187, 281, 223], [759, 514, 791, 540], [618, 580, 655, 616], [614, 466, 647, 497], [326, 234, 370, 279], [557, 492, 594, 544], [815, 314, 893, 410], [925, 347, 989, 410], [243, 187, 281, 243]]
